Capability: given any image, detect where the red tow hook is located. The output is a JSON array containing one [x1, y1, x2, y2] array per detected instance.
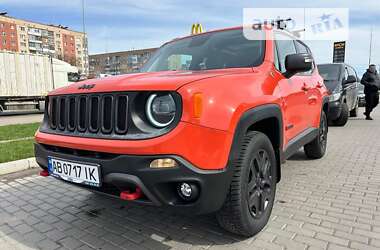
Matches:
[[120, 187, 143, 201], [40, 169, 49, 177]]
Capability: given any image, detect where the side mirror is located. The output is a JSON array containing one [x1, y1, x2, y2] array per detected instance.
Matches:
[[284, 53, 313, 78], [344, 75, 357, 85]]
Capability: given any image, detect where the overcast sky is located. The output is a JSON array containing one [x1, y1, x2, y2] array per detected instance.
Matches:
[[1, 0, 379, 74]]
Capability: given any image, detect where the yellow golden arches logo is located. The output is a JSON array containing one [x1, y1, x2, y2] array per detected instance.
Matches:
[[191, 23, 204, 35]]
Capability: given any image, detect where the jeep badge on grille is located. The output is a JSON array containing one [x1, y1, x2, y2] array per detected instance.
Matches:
[[78, 84, 96, 90]]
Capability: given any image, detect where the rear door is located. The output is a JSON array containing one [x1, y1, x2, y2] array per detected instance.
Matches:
[[343, 66, 354, 109], [346, 65, 359, 109], [274, 33, 310, 144]]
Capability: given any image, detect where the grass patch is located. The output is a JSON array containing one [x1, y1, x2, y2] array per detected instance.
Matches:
[[0, 139, 35, 163], [0, 123, 40, 141]]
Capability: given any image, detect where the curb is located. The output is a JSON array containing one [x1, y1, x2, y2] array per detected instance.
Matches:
[[0, 157, 38, 176]]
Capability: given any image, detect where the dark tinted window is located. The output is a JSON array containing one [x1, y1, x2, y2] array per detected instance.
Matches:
[[275, 33, 296, 73], [141, 29, 265, 72]]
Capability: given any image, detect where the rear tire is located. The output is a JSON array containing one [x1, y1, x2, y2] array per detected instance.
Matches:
[[216, 131, 277, 237], [332, 103, 349, 126], [304, 111, 328, 159]]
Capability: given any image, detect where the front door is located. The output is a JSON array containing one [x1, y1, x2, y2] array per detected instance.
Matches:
[[274, 34, 310, 145]]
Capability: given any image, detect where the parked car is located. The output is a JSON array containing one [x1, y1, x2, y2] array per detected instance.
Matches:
[[358, 84, 366, 107], [35, 27, 329, 237], [318, 63, 360, 126]]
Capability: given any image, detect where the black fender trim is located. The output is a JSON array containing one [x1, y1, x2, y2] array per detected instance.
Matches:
[[227, 104, 283, 182], [283, 127, 319, 160]]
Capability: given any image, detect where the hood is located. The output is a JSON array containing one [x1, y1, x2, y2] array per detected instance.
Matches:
[[49, 69, 250, 95]]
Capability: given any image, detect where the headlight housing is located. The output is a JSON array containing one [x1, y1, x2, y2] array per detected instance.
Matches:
[[146, 93, 176, 128], [329, 93, 341, 102]]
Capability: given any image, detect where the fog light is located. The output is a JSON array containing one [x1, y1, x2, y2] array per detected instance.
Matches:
[[150, 158, 177, 169], [177, 182, 199, 201], [180, 183, 192, 197]]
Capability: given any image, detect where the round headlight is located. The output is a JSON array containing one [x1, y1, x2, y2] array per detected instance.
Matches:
[[146, 93, 176, 128]]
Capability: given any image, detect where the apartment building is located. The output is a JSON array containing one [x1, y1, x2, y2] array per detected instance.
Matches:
[[0, 13, 88, 75], [89, 48, 157, 77]]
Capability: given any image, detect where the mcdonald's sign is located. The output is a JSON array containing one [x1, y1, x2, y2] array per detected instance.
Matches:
[[191, 23, 204, 35]]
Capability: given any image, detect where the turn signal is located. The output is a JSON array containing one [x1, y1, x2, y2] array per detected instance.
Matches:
[[193, 93, 203, 118], [150, 158, 178, 169]]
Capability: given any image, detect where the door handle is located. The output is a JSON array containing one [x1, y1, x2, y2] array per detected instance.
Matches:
[[308, 96, 318, 105], [302, 83, 310, 91]]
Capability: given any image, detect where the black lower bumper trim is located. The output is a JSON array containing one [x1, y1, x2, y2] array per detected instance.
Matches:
[[34, 143, 233, 214]]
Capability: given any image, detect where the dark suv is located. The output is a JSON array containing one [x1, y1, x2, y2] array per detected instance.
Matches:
[[318, 63, 360, 126]]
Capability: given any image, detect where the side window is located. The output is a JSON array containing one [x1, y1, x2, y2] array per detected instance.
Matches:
[[296, 41, 314, 74], [347, 66, 356, 78], [343, 67, 349, 82], [275, 33, 297, 73], [295, 41, 308, 54], [273, 43, 280, 71]]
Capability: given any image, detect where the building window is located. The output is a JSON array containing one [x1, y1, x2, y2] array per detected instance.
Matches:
[[2, 32, 5, 37], [20, 26, 25, 31], [11, 41, 16, 46], [2, 40, 6, 45], [56, 34, 60, 38], [10, 25, 15, 30], [0, 23, 4, 28], [21, 42, 27, 47]]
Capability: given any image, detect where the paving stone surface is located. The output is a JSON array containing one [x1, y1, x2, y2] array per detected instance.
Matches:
[[0, 107, 380, 249]]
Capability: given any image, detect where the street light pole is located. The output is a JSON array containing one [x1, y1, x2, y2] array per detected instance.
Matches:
[[82, 0, 86, 34], [369, 26, 373, 65]]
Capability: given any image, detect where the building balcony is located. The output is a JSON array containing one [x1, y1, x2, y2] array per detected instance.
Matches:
[[29, 39, 43, 43], [28, 30, 42, 36]]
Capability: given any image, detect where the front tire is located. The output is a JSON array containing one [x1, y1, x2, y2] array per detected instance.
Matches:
[[332, 103, 349, 126], [304, 111, 328, 159], [216, 131, 277, 237]]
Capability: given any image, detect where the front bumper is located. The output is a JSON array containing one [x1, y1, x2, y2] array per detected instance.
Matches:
[[327, 101, 342, 121], [35, 143, 233, 214]]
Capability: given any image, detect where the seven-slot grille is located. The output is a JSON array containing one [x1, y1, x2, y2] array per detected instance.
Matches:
[[48, 94, 129, 135]]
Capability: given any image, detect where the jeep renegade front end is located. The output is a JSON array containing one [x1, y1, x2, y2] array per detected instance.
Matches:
[[35, 27, 329, 236]]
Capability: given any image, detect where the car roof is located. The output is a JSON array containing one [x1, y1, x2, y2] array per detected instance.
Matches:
[[163, 25, 297, 46]]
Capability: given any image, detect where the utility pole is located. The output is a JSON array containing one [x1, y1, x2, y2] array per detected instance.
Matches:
[[82, 0, 86, 34], [81, 0, 88, 76], [369, 26, 373, 65]]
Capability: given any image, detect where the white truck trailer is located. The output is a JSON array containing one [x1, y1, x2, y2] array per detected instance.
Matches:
[[0, 51, 78, 115]]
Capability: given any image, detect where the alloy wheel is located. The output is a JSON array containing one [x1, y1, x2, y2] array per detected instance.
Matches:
[[247, 149, 273, 218]]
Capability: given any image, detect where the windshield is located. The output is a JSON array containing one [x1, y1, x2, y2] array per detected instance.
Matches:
[[318, 64, 341, 81], [141, 29, 265, 72], [318, 64, 342, 91]]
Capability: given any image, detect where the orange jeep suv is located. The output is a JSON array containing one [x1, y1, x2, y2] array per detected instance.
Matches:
[[35, 27, 329, 236]]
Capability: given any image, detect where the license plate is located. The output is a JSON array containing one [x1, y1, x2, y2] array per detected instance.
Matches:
[[48, 157, 101, 187]]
